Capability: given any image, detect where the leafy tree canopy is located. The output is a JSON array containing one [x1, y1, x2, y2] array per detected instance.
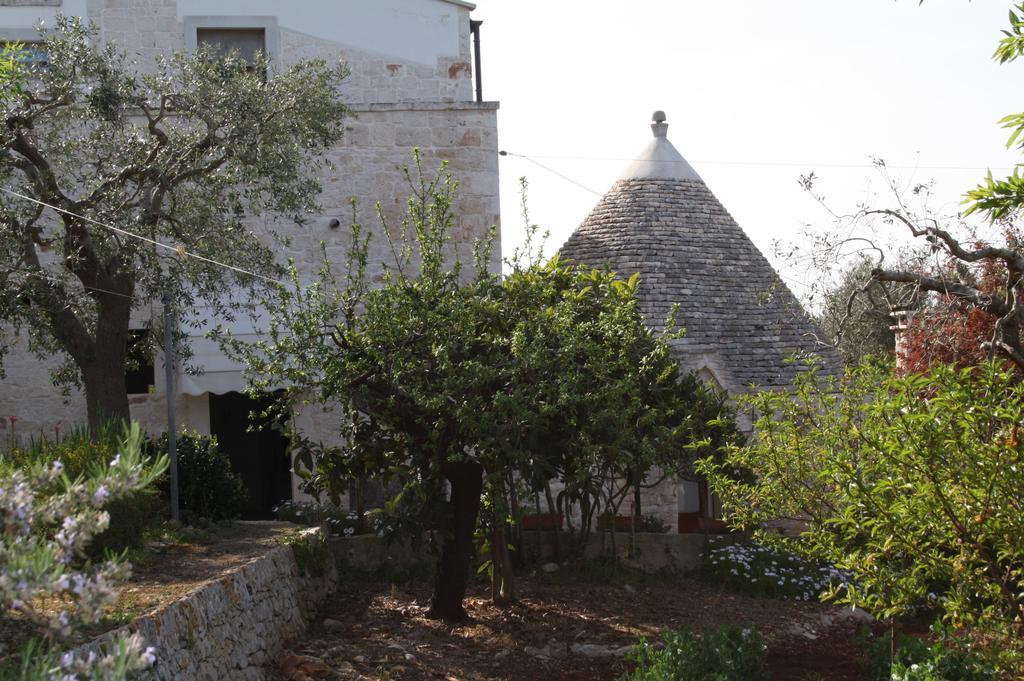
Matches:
[[0, 16, 349, 428], [700, 361, 1024, 673], [234, 160, 739, 620]]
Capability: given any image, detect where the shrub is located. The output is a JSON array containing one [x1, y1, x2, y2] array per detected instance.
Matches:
[[0, 422, 163, 679], [3, 424, 162, 557], [859, 626, 998, 681], [639, 513, 671, 533], [273, 499, 371, 536], [148, 431, 247, 523], [704, 538, 851, 601], [620, 625, 769, 681], [700, 360, 1024, 672], [280, 532, 331, 578]]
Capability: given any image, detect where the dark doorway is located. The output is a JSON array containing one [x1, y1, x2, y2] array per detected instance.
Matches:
[[209, 391, 292, 520]]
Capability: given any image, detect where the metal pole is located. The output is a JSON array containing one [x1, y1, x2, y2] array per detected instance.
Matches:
[[163, 293, 179, 522], [471, 20, 483, 103]]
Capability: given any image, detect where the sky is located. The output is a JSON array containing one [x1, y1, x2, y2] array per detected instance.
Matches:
[[475, 1, 1022, 298]]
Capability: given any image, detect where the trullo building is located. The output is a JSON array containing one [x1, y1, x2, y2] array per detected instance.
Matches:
[[558, 112, 840, 531]]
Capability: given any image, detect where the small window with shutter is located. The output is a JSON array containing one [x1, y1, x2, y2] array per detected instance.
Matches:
[[196, 28, 267, 77], [196, 28, 265, 62]]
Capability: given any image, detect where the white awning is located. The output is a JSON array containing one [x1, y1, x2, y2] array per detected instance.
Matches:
[[178, 303, 273, 396]]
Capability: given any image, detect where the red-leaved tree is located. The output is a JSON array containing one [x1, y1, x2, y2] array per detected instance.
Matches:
[[897, 225, 1024, 373]]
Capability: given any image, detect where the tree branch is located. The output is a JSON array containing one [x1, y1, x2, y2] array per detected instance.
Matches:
[[872, 268, 1010, 318]]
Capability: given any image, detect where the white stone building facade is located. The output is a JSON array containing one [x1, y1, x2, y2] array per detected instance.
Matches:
[[0, 0, 500, 515]]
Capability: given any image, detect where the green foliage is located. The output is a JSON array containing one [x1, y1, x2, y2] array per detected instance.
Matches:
[[3, 424, 163, 557], [0, 422, 165, 679], [703, 538, 850, 601], [280, 532, 330, 578], [273, 499, 368, 536], [620, 625, 769, 681], [858, 627, 997, 681], [0, 16, 349, 425], [638, 514, 670, 533], [0, 43, 27, 105], [812, 255, 922, 367], [965, 3, 1024, 218], [85, 489, 162, 559], [700, 360, 1024, 672], [0, 640, 57, 681], [228, 157, 739, 614], [148, 431, 246, 523], [235, 156, 737, 538], [994, 4, 1024, 64]]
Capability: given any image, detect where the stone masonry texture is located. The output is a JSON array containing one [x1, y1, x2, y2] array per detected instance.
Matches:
[[557, 175, 841, 527], [0, 1, 500, 448], [71, 526, 337, 681], [559, 178, 840, 394]]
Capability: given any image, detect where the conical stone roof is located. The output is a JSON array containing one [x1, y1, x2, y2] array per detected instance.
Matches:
[[558, 112, 840, 392]]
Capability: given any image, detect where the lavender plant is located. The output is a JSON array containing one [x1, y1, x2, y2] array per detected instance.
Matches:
[[0, 422, 166, 679]]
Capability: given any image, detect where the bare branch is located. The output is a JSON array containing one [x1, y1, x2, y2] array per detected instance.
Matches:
[[867, 208, 1024, 270], [872, 268, 1009, 318]]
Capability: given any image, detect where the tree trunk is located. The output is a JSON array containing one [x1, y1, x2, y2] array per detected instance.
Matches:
[[543, 479, 561, 560], [80, 293, 133, 432], [507, 472, 523, 567], [490, 522, 516, 605], [427, 461, 484, 622]]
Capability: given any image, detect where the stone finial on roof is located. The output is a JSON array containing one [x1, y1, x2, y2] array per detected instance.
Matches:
[[558, 113, 842, 393], [651, 110, 668, 138], [619, 111, 702, 182]]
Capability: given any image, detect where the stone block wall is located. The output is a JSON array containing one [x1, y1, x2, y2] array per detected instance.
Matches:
[[72, 526, 337, 681], [0, 1, 500, 450], [281, 30, 473, 106], [328, 531, 724, 576], [74, 0, 476, 104]]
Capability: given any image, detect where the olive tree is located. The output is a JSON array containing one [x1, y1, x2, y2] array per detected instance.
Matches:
[[0, 17, 349, 428], [792, 5, 1024, 372]]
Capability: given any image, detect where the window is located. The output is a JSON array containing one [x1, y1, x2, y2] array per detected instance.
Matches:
[[125, 330, 155, 395], [196, 28, 266, 64], [184, 17, 279, 75]]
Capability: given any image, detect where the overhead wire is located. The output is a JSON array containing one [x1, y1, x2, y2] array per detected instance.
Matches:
[[0, 187, 286, 287], [500, 151, 1015, 173], [5, 265, 136, 301], [498, 151, 603, 196]]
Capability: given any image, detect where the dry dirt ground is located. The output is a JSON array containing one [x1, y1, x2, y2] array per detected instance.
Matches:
[[276, 572, 871, 681], [113, 521, 297, 626]]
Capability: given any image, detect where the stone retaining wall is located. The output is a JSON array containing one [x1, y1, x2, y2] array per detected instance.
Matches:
[[74, 527, 336, 681], [328, 531, 729, 576], [522, 530, 719, 573]]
